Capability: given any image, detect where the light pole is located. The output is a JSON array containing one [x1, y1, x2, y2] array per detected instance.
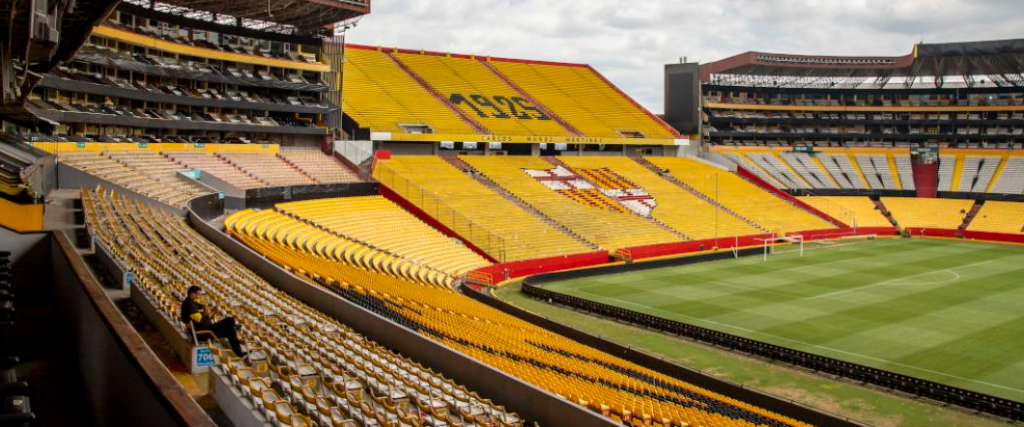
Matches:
[[715, 173, 720, 245]]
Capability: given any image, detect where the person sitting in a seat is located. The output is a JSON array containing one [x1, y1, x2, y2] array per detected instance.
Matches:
[[180, 285, 246, 357]]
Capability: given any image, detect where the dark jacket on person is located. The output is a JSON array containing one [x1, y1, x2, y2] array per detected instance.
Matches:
[[181, 297, 213, 328]]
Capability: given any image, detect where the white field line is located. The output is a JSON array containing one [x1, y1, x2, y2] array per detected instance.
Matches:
[[566, 239, 912, 293], [806, 259, 995, 300], [576, 289, 1024, 396], [887, 270, 961, 286]]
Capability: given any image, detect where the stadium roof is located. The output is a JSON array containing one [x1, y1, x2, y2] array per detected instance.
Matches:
[[135, 0, 370, 34], [700, 39, 1024, 87]]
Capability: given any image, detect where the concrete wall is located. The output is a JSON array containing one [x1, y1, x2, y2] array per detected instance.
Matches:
[[49, 231, 216, 427], [243, 182, 378, 210], [189, 170, 245, 199], [0, 226, 48, 265]]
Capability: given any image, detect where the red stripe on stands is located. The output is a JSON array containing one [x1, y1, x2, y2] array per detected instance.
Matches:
[[616, 234, 775, 262], [963, 230, 1024, 245], [471, 251, 612, 284], [905, 227, 960, 238], [787, 227, 899, 241], [378, 184, 498, 264], [383, 51, 492, 135], [735, 166, 849, 228]]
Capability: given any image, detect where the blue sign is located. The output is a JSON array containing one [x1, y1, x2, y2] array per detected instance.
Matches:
[[218, 193, 225, 200], [194, 143, 206, 148], [77, 142, 86, 148], [179, 170, 201, 180], [195, 346, 214, 368], [138, 143, 148, 149]]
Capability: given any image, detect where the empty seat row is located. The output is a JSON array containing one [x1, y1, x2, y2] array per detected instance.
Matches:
[[798, 197, 892, 228], [647, 157, 835, 234], [227, 206, 817, 427], [966, 201, 1024, 234], [375, 156, 592, 262], [275, 197, 492, 278], [83, 189, 520, 427], [461, 156, 679, 250], [278, 148, 362, 184], [59, 151, 210, 208], [559, 156, 761, 240], [881, 197, 974, 229], [989, 157, 1024, 195]]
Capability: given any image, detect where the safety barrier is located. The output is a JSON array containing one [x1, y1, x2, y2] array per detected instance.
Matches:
[[467, 251, 610, 285], [613, 233, 774, 261], [787, 227, 899, 241], [904, 227, 961, 238], [963, 230, 1024, 245]]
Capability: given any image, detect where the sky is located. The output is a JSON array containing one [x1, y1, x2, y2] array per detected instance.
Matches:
[[344, 0, 1024, 114]]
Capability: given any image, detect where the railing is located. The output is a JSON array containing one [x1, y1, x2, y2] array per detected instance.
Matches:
[[334, 140, 374, 166], [375, 163, 507, 263]]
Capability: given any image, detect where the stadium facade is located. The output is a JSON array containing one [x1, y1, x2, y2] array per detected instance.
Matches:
[[665, 39, 1024, 149]]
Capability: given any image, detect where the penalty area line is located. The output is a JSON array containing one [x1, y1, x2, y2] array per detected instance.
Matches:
[[806, 259, 994, 300]]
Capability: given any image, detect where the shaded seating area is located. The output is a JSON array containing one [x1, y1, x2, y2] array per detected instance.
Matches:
[[0, 251, 35, 427]]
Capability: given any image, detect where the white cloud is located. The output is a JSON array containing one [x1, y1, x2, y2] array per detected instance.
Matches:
[[346, 0, 1024, 113]]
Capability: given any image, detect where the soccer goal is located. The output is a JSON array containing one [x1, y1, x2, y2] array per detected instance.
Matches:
[[807, 233, 879, 251], [757, 235, 804, 261]]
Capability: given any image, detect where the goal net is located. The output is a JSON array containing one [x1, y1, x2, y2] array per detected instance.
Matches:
[[762, 234, 880, 261], [757, 235, 803, 261], [804, 234, 879, 251]]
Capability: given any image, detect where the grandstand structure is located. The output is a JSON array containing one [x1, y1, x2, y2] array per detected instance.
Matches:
[[705, 146, 1024, 201], [342, 45, 686, 152], [664, 39, 1024, 149], [375, 154, 838, 262], [84, 188, 523, 427], [225, 203, 819, 427], [19, 0, 365, 146], [6, 3, 1024, 426], [35, 143, 363, 208]]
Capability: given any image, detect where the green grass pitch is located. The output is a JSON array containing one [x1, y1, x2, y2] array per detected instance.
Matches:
[[544, 238, 1024, 402]]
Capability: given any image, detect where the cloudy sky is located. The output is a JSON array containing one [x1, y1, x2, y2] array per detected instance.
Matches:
[[345, 0, 1023, 114]]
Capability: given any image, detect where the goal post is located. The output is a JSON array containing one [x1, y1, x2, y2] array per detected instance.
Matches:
[[757, 235, 804, 262], [758, 233, 881, 261]]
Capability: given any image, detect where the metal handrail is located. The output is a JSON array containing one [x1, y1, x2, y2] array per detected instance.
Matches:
[[376, 162, 507, 262]]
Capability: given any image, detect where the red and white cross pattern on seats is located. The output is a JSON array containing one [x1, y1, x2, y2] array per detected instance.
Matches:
[[523, 166, 657, 217]]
